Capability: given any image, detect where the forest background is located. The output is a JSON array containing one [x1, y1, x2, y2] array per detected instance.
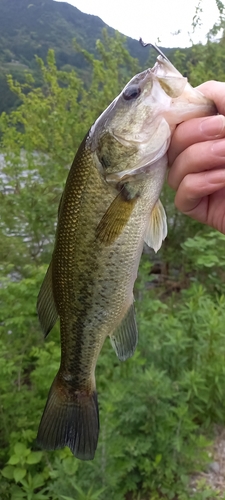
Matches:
[[1, 0, 225, 499]]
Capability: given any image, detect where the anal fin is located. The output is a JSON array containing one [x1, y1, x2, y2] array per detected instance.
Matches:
[[37, 262, 58, 337], [110, 303, 138, 361]]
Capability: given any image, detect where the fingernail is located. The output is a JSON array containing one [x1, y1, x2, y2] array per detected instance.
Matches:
[[200, 115, 225, 137], [211, 139, 225, 157]]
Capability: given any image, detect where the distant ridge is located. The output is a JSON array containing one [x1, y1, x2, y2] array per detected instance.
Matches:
[[0, 0, 177, 114], [0, 0, 174, 69]]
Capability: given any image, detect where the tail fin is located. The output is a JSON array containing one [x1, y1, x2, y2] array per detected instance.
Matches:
[[36, 373, 99, 460]]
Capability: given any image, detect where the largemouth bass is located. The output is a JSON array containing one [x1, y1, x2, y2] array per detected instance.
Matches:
[[37, 52, 216, 460]]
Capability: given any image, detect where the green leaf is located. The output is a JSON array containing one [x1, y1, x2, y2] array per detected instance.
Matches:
[[11, 485, 26, 500], [32, 495, 50, 500], [32, 473, 45, 489], [8, 454, 20, 465], [26, 451, 43, 464], [14, 443, 27, 456], [62, 456, 78, 476], [1, 465, 14, 479], [154, 454, 162, 466], [13, 467, 27, 483]]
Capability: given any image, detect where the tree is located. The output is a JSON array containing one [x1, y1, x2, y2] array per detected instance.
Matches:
[[1, 29, 225, 500]]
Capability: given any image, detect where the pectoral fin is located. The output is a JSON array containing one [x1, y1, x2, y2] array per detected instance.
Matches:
[[144, 199, 167, 253], [96, 190, 138, 245], [110, 303, 138, 361], [37, 262, 58, 337]]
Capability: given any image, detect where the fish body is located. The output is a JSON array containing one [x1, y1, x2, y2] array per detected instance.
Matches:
[[37, 55, 216, 460]]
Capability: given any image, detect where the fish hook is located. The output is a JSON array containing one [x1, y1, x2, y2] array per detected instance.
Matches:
[[139, 38, 170, 62]]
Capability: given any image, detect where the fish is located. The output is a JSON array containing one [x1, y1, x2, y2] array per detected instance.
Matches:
[[36, 51, 216, 461]]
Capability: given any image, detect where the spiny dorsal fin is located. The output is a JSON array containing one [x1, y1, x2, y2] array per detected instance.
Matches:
[[110, 303, 138, 361], [37, 262, 58, 337], [144, 199, 167, 253], [96, 190, 138, 246]]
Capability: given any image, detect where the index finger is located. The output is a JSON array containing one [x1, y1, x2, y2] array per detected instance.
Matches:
[[168, 80, 225, 165], [168, 81, 225, 166], [168, 114, 225, 166]]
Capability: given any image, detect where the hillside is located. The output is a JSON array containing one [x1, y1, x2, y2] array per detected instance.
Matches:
[[0, 0, 113, 69], [0, 0, 180, 114], [0, 0, 168, 69]]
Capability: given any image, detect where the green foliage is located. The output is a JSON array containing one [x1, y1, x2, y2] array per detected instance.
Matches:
[[0, 0, 154, 115], [0, 35, 139, 275], [1, 27, 225, 500], [0, 0, 223, 115], [1, 443, 45, 500], [2, 268, 225, 498], [186, 37, 225, 87], [182, 230, 225, 284], [0, 0, 113, 69]]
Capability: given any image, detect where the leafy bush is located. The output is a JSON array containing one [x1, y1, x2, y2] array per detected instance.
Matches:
[[1, 32, 225, 500]]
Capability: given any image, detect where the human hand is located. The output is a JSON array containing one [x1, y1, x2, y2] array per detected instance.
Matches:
[[167, 81, 225, 234]]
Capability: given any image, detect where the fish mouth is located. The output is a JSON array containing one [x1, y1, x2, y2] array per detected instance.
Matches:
[[152, 55, 183, 78], [122, 67, 152, 91]]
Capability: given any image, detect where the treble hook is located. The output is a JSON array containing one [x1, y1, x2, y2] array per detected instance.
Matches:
[[139, 38, 170, 62]]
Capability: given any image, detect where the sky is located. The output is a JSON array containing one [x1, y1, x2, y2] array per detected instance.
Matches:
[[54, 0, 220, 48]]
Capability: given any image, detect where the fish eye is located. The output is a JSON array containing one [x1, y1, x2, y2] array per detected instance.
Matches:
[[123, 84, 141, 101]]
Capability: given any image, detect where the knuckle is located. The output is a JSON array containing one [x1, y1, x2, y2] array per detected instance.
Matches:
[[180, 174, 195, 196]]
